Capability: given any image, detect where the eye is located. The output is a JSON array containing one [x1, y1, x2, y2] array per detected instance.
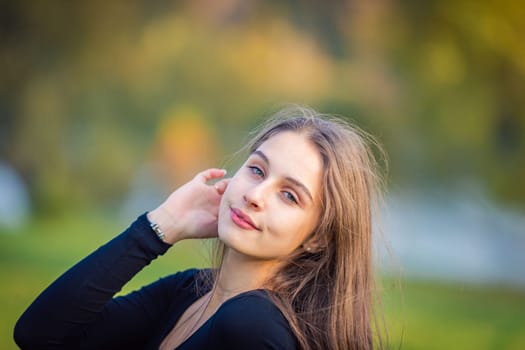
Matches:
[[248, 165, 264, 178], [283, 191, 298, 204]]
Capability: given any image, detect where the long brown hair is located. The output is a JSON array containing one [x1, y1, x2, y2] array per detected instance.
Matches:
[[211, 106, 386, 349]]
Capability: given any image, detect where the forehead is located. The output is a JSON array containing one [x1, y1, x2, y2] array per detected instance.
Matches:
[[255, 131, 323, 199]]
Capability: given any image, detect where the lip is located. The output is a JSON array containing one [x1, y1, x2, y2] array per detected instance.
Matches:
[[230, 207, 260, 231]]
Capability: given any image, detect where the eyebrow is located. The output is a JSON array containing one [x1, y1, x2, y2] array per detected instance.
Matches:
[[252, 150, 314, 203]]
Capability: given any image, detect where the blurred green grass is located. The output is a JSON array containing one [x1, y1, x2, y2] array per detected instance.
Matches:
[[382, 279, 525, 349], [1, 214, 524, 350]]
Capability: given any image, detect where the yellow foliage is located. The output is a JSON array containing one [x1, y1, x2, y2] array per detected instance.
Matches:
[[422, 40, 465, 86], [155, 106, 220, 183], [222, 19, 334, 100]]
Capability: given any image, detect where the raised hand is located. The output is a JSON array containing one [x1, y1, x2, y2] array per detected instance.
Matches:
[[147, 168, 229, 244]]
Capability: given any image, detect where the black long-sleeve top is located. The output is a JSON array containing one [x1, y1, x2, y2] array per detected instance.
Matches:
[[14, 213, 297, 349]]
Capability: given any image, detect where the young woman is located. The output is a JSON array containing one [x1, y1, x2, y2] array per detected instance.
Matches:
[[14, 106, 386, 350]]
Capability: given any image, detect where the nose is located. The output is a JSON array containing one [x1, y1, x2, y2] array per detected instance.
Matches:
[[243, 182, 266, 210]]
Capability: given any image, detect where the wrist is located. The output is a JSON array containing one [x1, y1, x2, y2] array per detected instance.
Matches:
[[147, 206, 183, 245]]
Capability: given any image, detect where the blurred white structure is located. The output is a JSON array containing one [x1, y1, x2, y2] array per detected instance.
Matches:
[[0, 161, 30, 230], [379, 187, 525, 289]]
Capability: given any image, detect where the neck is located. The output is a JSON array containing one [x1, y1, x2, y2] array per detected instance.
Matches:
[[210, 248, 279, 305]]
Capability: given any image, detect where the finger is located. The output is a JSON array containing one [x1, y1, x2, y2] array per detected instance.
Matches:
[[214, 179, 230, 195], [196, 168, 227, 183]]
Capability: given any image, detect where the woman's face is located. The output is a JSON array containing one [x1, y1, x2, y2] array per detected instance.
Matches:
[[218, 131, 323, 260]]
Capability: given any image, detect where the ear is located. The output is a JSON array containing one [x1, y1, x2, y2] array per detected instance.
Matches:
[[301, 236, 326, 254]]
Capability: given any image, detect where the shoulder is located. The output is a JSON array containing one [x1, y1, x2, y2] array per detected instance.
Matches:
[[209, 290, 297, 349]]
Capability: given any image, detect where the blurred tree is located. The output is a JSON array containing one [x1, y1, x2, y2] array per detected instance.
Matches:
[[1, 0, 524, 216]]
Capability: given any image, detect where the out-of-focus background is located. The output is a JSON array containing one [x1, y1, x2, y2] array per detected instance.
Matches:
[[1, 0, 524, 348]]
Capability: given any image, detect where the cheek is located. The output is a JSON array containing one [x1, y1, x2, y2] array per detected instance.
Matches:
[[218, 176, 240, 220], [268, 211, 317, 245], [220, 175, 238, 203], [218, 196, 228, 217]]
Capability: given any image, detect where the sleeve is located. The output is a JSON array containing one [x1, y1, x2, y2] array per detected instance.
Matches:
[[207, 292, 298, 350], [13, 213, 192, 350]]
